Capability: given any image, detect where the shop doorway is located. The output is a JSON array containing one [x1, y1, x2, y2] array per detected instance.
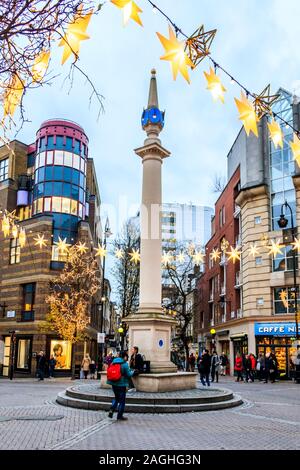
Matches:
[[256, 337, 297, 379]]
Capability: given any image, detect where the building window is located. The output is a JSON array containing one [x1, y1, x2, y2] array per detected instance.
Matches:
[[22, 283, 36, 312], [273, 245, 298, 272], [51, 245, 68, 262], [10, 238, 20, 264], [256, 297, 264, 307], [255, 256, 262, 266], [254, 216, 261, 225], [16, 339, 31, 369], [0, 158, 9, 182], [274, 287, 299, 314]]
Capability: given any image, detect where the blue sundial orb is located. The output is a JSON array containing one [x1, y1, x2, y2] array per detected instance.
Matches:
[[141, 107, 165, 128]]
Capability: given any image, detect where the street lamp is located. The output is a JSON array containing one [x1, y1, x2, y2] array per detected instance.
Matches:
[[278, 200, 300, 340], [99, 217, 112, 362]]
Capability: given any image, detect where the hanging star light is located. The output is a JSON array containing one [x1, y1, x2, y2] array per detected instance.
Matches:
[[253, 85, 279, 118], [94, 244, 107, 258], [1, 215, 10, 237], [76, 241, 88, 254], [185, 25, 217, 67], [268, 119, 283, 149], [268, 239, 284, 257], [11, 224, 18, 239], [19, 227, 26, 248], [32, 50, 50, 82], [34, 234, 48, 249], [220, 238, 229, 253], [234, 91, 259, 137], [54, 237, 71, 254], [292, 237, 300, 252], [59, 4, 93, 65], [161, 251, 173, 266], [279, 289, 288, 309], [188, 242, 196, 256], [130, 248, 140, 264], [260, 233, 269, 246], [226, 246, 241, 264], [115, 248, 124, 259], [176, 251, 185, 263], [111, 0, 143, 26], [3, 74, 24, 118], [192, 251, 205, 266], [248, 243, 260, 258], [157, 25, 194, 83], [290, 134, 300, 165], [210, 248, 221, 262], [204, 67, 226, 103]]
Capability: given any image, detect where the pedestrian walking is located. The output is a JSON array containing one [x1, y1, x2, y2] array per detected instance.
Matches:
[[211, 351, 220, 383], [107, 351, 138, 421], [256, 353, 264, 381], [219, 352, 228, 376], [270, 351, 278, 383], [234, 353, 244, 382], [249, 353, 256, 381], [264, 352, 273, 383], [89, 359, 96, 379], [37, 351, 46, 381], [198, 349, 211, 386], [244, 354, 252, 382], [81, 354, 91, 379], [188, 353, 196, 372], [48, 354, 56, 378]]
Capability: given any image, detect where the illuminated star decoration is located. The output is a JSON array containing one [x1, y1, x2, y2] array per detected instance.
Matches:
[[157, 25, 194, 83], [268, 239, 284, 257], [54, 237, 71, 254], [32, 50, 50, 82], [290, 134, 300, 166], [11, 224, 18, 239], [248, 243, 260, 258], [3, 74, 24, 118], [1, 215, 10, 237], [76, 241, 88, 254], [268, 119, 283, 149], [279, 289, 288, 309], [111, 0, 143, 26], [226, 246, 241, 264], [176, 252, 185, 263], [253, 85, 279, 118], [115, 248, 124, 259], [94, 244, 107, 259], [292, 237, 300, 252], [185, 25, 217, 67], [161, 251, 173, 266], [204, 67, 226, 103], [234, 91, 259, 137], [210, 248, 221, 262], [19, 227, 26, 248], [130, 248, 140, 264], [260, 233, 269, 246], [34, 234, 48, 249], [220, 238, 229, 253], [59, 4, 93, 65], [192, 251, 205, 266]]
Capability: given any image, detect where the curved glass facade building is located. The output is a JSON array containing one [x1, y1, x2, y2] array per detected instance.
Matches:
[[32, 119, 89, 261]]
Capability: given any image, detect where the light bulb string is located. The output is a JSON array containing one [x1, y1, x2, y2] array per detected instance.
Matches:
[[147, 0, 300, 138]]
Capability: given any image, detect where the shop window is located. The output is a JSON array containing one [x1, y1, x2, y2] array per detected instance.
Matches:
[[17, 339, 31, 370], [36, 198, 43, 214], [22, 283, 35, 312], [50, 340, 72, 369], [46, 150, 54, 165], [274, 287, 299, 314], [10, 238, 20, 264], [2, 337, 11, 376]]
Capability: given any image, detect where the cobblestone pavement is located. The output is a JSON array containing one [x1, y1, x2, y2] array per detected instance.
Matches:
[[0, 377, 299, 450]]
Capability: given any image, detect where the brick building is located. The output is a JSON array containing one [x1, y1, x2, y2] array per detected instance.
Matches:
[[0, 119, 104, 377]]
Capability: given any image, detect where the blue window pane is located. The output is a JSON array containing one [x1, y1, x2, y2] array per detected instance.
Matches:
[[63, 183, 71, 197], [40, 137, 46, 151], [79, 188, 84, 203], [74, 139, 80, 155], [38, 167, 45, 183], [44, 182, 52, 196], [56, 136, 64, 148], [45, 166, 53, 181], [72, 169, 80, 185], [81, 143, 85, 157], [79, 172, 84, 188], [60, 214, 71, 230], [66, 137, 73, 151], [33, 186, 38, 199], [37, 183, 44, 197], [53, 182, 63, 196], [46, 136, 55, 150], [53, 166, 63, 180], [63, 166, 72, 183], [71, 185, 79, 200], [27, 152, 35, 168]]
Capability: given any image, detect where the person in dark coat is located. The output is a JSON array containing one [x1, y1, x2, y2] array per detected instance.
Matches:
[[129, 346, 144, 372], [220, 352, 228, 376], [188, 353, 196, 372], [244, 355, 252, 382], [264, 352, 273, 383], [270, 351, 278, 383], [48, 355, 56, 378], [211, 351, 220, 383], [37, 351, 46, 381], [198, 349, 211, 386]]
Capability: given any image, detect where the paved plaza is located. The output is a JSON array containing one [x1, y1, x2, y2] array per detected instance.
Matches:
[[0, 377, 299, 450]]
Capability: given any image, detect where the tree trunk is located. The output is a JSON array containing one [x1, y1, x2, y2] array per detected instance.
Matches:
[[184, 341, 190, 372]]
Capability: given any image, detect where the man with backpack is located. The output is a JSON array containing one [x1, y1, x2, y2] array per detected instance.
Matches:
[[106, 351, 138, 421]]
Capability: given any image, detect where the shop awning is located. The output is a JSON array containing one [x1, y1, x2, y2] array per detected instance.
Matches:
[[230, 333, 247, 341]]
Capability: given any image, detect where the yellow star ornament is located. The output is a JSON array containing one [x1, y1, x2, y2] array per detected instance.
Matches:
[[32, 50, 50, 82], [157, 26, 194, 83], [210, 248, 221, 262], [204, 67, 226, 103], [226, 246, 241, 264], [192, 251, 205, 266], [115, 248, 124, 259], [268, 240, 283, 257], [59, 5, 93, 65], [176, 252, 185, 263], [1, 215, 10, 237], [3, 74, 24, 118], [161, 251, 173, 266], [111, 0, 143, 26], [54, 237, 71, 254], [34, 234, 48, 249], [290, 134, 300, 166], [19, 227, 26, 248], [76, 241, 88, 254], [279, 289, 288, 309], [130, 249, 140, 264], [292, 237, 300, 252], [248, 243, 260, 258], [268, 119, 283, 149], [234, 91, 259, 137], [94, 244, 107, 259]]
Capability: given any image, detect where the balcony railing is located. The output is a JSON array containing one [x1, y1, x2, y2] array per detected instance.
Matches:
[[19, 310, 35, 322]]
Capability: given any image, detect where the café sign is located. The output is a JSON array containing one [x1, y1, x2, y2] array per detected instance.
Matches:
[[255, 322, 297, 336]]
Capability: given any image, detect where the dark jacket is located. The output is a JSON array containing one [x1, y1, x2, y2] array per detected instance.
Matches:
[[245, 358, 252, 371], [106, 357, 134, 387], [198, 353, 211, 373], [220, 354, 228, 366], [49, 358, 56, 369], [38, 355, 46, 369], [130, 353, 144, 372]]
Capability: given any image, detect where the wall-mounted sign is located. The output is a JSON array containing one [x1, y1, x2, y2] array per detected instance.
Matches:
[[255, 322, 297, 336], [6, 311, 16, 318], [97, 333, 105, 344], [158, 339, 164, 348]]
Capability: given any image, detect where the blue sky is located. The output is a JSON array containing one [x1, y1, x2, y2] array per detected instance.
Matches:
[[16, 0, 300, 235]]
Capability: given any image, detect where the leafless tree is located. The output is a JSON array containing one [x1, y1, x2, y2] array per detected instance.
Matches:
[[211, 173, 226, 193]]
